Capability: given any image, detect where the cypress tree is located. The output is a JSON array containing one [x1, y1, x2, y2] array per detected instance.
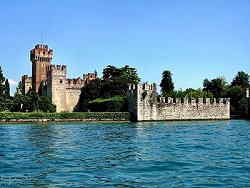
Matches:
[[0, 66, 5, 95], [4, 79, 10, 97], [160, 70, 174, 96]]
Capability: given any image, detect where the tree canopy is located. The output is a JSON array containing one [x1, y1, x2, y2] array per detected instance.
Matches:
[[203, 77, 227, 98], [77, 65, 140, 112], [103, 65, 140, 84], [231, 71, 249, 88], [160, 70, 174, 96], [0, 66, 6, 95]]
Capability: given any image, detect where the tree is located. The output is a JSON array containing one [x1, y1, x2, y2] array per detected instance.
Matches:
[[120, 65, 140, 84], [103, 65, 140, 84], [0, 66, 5, 95], [231, 71, 249, 88], [223, 86, 244, 115], [77, 65, 140, 112], [4, 79, 10, 98], [38, 96, 56, 112], [203, 77, 227, 98], [160, 70, 174, 96], [171, 88, 213, 99]]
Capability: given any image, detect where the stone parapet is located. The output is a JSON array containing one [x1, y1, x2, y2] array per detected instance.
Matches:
[[128, 83, 230, 121]]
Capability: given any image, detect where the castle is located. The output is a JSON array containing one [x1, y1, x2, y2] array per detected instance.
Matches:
[[21, 44, 97, 112], [21, 44, 230, 121], [127, 83, 230, 121]]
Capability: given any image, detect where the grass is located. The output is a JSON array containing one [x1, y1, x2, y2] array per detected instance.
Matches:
[[88, 96, 125, 104], [0, 112, 130, 121]]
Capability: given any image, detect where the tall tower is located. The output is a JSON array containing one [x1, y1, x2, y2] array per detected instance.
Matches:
[[30, 44, 53, 92]]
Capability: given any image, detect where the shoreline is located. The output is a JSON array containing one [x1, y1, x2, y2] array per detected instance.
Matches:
[[1, 118, 247, 124], [0, 119, 130, 124]]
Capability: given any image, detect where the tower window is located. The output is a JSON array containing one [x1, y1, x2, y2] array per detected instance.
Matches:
[[60, 80, 63, 84]]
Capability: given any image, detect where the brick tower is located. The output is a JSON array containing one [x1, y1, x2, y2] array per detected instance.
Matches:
[[30, 44, 53, 92]]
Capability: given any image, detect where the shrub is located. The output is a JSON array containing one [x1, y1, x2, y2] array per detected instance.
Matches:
[[0, 112, 130, 121]]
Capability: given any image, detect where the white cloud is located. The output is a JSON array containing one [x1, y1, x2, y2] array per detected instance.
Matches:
[[8, 79, 18, 86]]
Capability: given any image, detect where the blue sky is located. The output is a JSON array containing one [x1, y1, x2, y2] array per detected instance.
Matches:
[[0, 0, 249, 94]]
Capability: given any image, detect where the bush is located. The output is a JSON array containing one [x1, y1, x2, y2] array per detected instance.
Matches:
[[0, 112, 130, 121]]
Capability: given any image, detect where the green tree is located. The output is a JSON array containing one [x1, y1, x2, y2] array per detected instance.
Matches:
[[160, 70, 174, 96], [231, 71, 249, 88], [203, 77, 227, 98], [223, 86, 244, 115], [15, 81, 24, 95], [77, 65, 140, 112], [4, 79, 10, 98], [26, 90, 39, 112], [0, 66, 6, 95], [171, 88, 213, 99], [103, 65, 140, 84], [38, 96, 56, 112], [120, 65, 140, 84]]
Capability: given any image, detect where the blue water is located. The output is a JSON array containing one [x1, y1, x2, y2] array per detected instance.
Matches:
[[0, 120, 250, 187]]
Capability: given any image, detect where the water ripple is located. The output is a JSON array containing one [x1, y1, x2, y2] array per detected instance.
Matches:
[[0, 120, 250, 187]]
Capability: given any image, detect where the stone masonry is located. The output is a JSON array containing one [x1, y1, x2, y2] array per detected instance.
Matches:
[[21, 44, 97, 112], [128, 83, 230, 121]]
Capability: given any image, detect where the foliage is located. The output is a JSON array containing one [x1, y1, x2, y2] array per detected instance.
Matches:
[[103, 65, 140, 84], [38, 96, 56, 112], [88, 96, 127, 112], [16, 81, 24, 95], [0, 66, 12, 111], [203, 77, 227, 98], [231, 71, 249, 88], [170, 88, 213, 99], [76, 79, 102, 112], [77, 65, 140, 112], [0, 112, 130, 121], [160, 70, 174, 96], [8, 89, 56, 113], [4, 79, 10, 98], [223, 86, 245, 115], [0, 66, 5, 95]]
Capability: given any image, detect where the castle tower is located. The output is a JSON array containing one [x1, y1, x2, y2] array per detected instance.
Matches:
[[47, 65, 67, 112], [30, 44, 53, 92]]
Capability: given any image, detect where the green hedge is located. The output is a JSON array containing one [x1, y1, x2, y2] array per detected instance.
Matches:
[[0, 112, 130, 121]]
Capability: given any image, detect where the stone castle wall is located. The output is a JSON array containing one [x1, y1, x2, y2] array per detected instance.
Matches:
[[22, 44, 98, 113], [47, 65, 67, 112], [47, 64, 92, 112], [128, 83, 230, 121], [65, 88, 81, 112]]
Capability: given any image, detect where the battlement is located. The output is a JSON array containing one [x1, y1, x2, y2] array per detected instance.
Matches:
[[127, 82, 230, 121], [47, 64, 66, 71], [157, 97, 230, 105], [30, 44, 53, 62], [140, 83, 157, 91], [66, 78, 85, 89], [21, 75, 32, 81], [47, 64, 67, 77], [128, 83, 157, 92]]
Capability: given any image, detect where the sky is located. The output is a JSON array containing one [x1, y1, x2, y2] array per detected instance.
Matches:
[[0, 0, 249, 95]]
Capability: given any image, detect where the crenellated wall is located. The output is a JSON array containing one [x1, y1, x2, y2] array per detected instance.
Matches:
[[128, 83, 230, 121], [47, 64, 67, 112], [22, 44, 99, 113], [46, 64, 97, 112]]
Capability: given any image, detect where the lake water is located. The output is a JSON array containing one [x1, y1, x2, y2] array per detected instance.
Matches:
[[0, 120, 250, 187]]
